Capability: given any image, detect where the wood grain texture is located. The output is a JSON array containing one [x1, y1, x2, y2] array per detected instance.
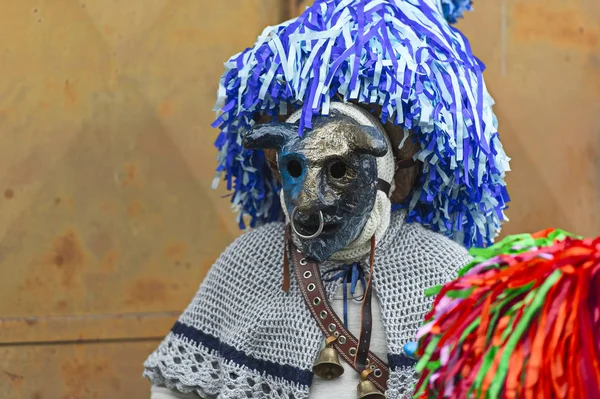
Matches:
[[0, 312, 178, 344], [0, 0, 285, 320], [455, 0, 600, 238], [0, 0, 284, 397], [0, 340, 161, 399], [0, 0, 285, 318]]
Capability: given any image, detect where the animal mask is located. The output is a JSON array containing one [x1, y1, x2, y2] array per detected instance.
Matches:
[[243, 113, 388, 262]]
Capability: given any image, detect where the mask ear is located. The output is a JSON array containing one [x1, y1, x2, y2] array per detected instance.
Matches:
[[242, 123, 299, 151], [347, 125, 388, 157]]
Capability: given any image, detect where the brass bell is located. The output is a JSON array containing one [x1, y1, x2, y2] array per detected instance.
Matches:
[[313, 337, 344, 380], [357, 379, 385, 399], [357, 369, 385, 399]]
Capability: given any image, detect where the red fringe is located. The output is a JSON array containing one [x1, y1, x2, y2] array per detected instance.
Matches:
[[415, 235, 600, 398]]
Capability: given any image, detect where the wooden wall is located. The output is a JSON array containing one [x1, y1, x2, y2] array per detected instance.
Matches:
[[1, 0, 598, 398], [457, 0, 600, 239], [0, 1, 284, 398]]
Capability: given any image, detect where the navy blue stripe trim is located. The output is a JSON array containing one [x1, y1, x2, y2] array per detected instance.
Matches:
[[388, 353, 417, 369], [171, 321, 313, 387]]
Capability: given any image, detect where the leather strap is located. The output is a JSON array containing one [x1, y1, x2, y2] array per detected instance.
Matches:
[[290, 241, 389, 392], [377, 158, 417, 196], [377, 179, 391, 196], [396, 158, 417, 170], [282, 226, 291, 293], [355, 236, 376, 370]]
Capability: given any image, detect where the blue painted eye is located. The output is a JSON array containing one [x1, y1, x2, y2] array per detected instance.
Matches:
[[286, 159, 303, 178]]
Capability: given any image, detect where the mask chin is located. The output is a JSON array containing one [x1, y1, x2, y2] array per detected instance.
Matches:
[[298, 217, 364, 262], [300, 240, 337, 263]]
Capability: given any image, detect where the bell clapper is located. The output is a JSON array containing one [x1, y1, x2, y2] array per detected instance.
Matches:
[[312, 336, 344, 380]]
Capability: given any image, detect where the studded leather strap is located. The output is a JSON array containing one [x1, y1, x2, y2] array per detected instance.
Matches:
[[290, 241, 389, 392]]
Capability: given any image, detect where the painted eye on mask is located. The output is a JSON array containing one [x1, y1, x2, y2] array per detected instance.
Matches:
[[286, 159, 303, 178], [328, 160, 347, 180]]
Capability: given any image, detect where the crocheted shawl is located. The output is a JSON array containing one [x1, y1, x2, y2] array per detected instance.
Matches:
[[144, 211, 472, 398]]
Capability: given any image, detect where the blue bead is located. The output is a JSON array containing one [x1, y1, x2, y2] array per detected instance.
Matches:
[[403, 341, 419, 359]]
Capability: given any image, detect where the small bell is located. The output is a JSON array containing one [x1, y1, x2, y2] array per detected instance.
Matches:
[[357, 370, 385, 399], [313, 337, 344, 380]]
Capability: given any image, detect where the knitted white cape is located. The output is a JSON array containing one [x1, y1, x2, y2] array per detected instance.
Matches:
[[144, 211, 471, 398]]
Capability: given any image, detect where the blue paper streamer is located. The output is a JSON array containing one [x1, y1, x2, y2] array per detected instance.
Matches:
[[210, 0, 509, 248], [440, 0, 473, 24]]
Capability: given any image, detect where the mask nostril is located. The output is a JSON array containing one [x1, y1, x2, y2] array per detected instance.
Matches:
[[287, 159, 303, 178]]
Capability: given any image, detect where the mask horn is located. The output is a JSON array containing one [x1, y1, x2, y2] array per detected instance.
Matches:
[[347, 125, 388, 158], [242, 122, 299, 151]]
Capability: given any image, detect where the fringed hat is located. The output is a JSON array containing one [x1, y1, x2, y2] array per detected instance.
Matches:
[[439, 0, 473, 23], [211, 0, 510, 248]]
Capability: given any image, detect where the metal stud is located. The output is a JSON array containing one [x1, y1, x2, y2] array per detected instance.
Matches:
[[369, 365, 376, 371], [313, 297, 321, 306], [374, 369, 382, 378], [338, 336, 346, 345], [308, 283, 315, 292], [349, 347, 357, 356], [320, 310, 327, 319], [303, 271, 312, 279], [328, 323, 336, 332], [333, 331, 339, 338]]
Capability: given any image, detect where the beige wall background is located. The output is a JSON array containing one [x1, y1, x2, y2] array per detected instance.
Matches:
[[456, 0, 600, 238], [0, 0, 598, 398], [0, 1, 284, 398]]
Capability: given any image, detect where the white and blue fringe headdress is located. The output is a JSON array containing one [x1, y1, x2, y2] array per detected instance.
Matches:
[[440, 0, 473, 23], [211, 0, 510, 248]]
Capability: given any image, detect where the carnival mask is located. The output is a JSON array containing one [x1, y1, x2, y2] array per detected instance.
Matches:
[[243, 113, 388, 262]]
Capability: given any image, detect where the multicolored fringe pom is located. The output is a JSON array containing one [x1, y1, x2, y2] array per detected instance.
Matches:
[[211, 0, 510, 248], [414, 229, 600, 398]]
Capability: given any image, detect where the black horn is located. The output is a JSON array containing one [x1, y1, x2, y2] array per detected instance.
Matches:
[[242, 122, 299, 151], [347, 125, 388, 157]]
